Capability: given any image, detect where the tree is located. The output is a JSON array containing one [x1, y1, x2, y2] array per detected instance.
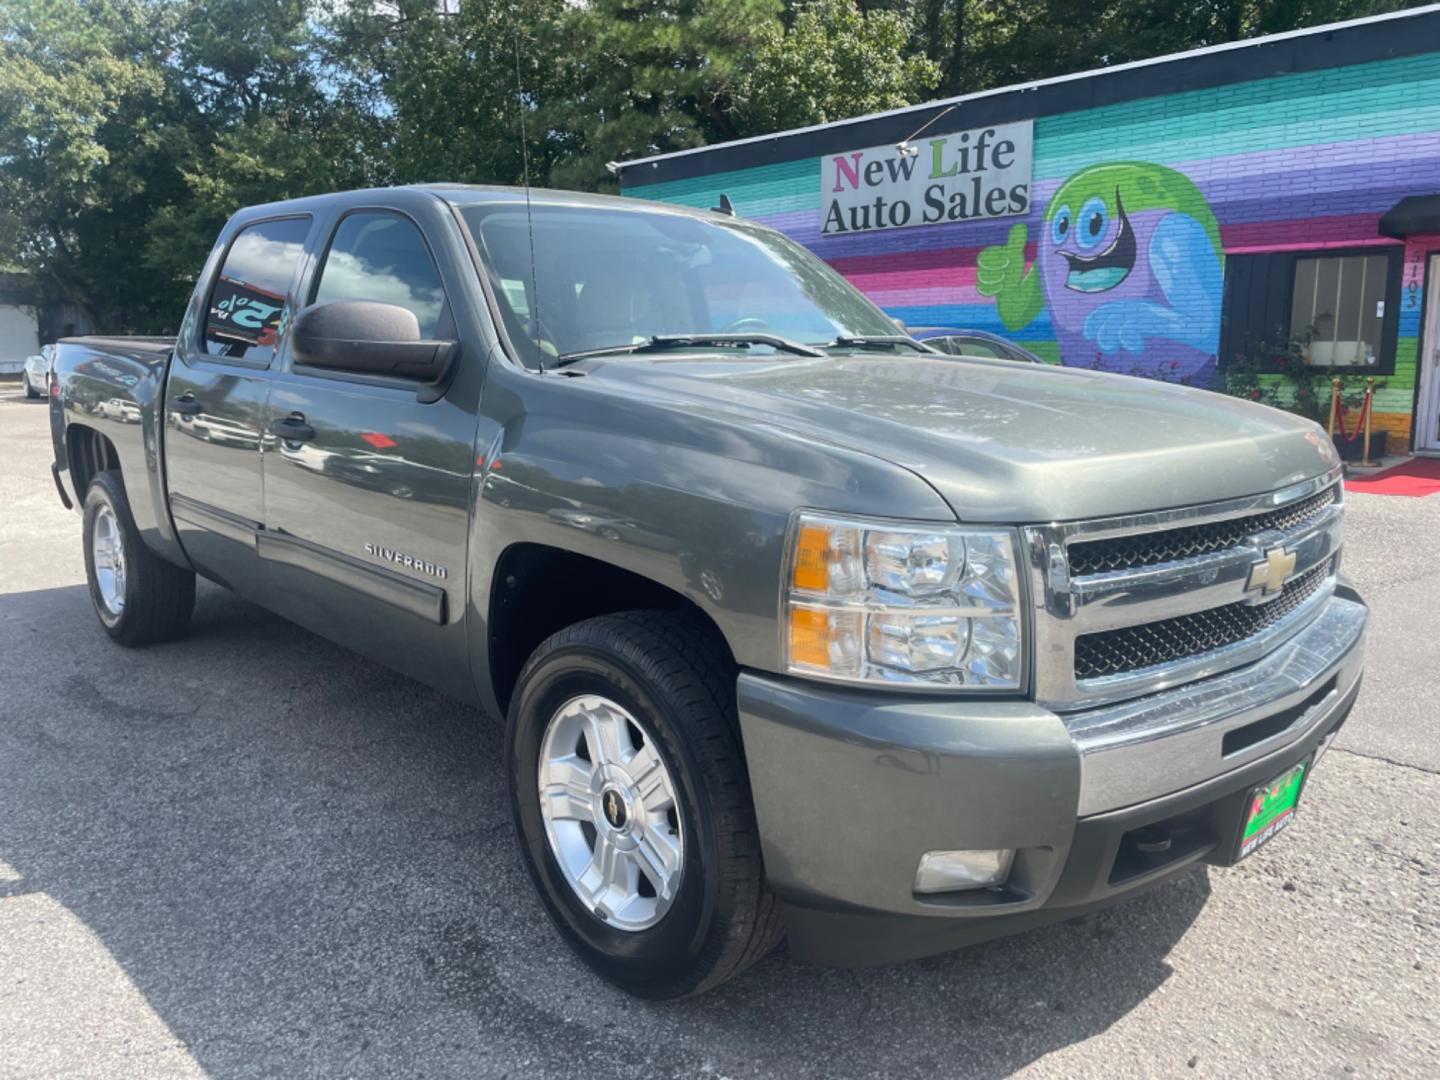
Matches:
[[322, 0, 571, 189], [911, 0, 1425, 99], [1, 0, 1427, 333], [146, 0, 385, 290], [0, 0, 180, 328], [0, 0, 381, 331], [735, 0, 939, 133], [543, 0, 784, 190]]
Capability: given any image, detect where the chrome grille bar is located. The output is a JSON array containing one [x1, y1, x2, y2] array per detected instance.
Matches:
[[1024, 467, 1344, 710]]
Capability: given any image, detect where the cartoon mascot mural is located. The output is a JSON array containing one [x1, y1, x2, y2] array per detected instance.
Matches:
[[977, 162, 1224, 384]]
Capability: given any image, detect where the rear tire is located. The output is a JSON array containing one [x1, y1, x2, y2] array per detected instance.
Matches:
[[507, 611, 784, 999], [22, 373, 39, 399], [82, 470, 196, 646]]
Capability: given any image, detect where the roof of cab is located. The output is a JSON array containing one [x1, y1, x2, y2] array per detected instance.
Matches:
[[231, 183, 739, 225]]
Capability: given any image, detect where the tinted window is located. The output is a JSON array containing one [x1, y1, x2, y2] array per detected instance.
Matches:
[[933, 336, 1001, 358], [205, 217, 311, 363], [312, 212, 447, 337]]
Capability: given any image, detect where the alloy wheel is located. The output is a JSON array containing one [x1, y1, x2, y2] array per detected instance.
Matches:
[[537, 694, 685, 931], [91, 505, 127, 616]]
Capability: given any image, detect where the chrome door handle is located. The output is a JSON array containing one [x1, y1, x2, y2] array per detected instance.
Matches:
[[169, 394, 202, 417], [269, 414, 316, 442]]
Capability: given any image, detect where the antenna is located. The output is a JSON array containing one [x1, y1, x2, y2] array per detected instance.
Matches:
[[513, 35, 544, 374], [895, 103, 959, 158], [712, 193, 735, 216]]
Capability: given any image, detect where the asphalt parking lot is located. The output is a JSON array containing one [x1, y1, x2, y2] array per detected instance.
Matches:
[[1, 382, 1436, 1078]]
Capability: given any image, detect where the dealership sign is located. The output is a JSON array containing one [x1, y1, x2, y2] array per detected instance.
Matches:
[[820, 120, 1033, 235]]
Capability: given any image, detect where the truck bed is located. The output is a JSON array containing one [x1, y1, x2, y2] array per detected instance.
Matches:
[[59, 335, 176, 355]]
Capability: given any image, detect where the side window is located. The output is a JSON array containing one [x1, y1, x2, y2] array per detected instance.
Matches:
[[951, 338, 1006, 359], [312, 211, 447, 337], [204, 216, 311, 364]]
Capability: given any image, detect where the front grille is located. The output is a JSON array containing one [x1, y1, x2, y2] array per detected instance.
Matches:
[[1067, 486, 1337, 576], [1073, 561, 1331, 682]]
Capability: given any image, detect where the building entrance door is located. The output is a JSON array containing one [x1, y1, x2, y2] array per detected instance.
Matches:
[[1416, 255, 1440, 453]]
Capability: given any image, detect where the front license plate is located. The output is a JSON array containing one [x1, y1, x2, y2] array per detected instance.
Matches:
[[1237, 759, 1310, 860]]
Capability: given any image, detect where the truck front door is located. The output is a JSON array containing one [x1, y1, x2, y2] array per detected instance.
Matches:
[[164, 214, 313, 590], [260, 202, 484, 700]]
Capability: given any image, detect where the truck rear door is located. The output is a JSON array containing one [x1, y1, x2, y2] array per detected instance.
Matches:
[[164, 214, 313, 590], [259, 197, 484, 700]]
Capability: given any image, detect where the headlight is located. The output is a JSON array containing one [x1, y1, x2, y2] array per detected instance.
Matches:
[[783, 512, 1024, 689]]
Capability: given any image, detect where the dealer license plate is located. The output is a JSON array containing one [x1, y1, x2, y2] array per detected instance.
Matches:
[[1237, 760, 1309, 860]]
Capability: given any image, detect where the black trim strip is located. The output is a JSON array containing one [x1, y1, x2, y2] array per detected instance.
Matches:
[[50, 461, 74, 511], [618, 11, 1440, 187], [170, 493, 259, 546], [256, 530, 447, 625], [169, 492, 448, 625]]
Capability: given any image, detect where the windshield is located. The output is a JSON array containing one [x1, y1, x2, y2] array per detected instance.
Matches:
[[459, 201, 899, 367]]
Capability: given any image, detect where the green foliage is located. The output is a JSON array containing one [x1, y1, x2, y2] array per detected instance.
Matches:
[[0, 0, 1428, 332], [735, 0, 939, 132], [323, 0, 570, 187], [1222, 326, 1382, 425], [0, 0, 177, 326], [909, 1, 1423, 97], [542, 0, 784, 190], [0, 0, 386, 329]]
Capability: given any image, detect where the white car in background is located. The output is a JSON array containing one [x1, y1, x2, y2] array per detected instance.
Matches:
[[20, 344, 53, 399]]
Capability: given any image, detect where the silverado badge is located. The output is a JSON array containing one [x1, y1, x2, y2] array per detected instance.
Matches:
[[1246, 544, 1297, 598], [364, 543, 449, 580]]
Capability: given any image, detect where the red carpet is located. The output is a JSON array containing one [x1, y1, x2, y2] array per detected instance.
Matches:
[[1343, 457, 1440, 497]]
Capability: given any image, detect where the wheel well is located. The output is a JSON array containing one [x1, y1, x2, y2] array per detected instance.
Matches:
[[488, 543, 733, 715], [66, 424, 121, 498]]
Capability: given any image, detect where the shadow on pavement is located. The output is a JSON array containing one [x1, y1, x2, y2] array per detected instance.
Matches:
[[0, 581, 1208, 1079]]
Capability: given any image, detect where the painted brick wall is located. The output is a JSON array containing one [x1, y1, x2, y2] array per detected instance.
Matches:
[[625, 52, 1440, 445]]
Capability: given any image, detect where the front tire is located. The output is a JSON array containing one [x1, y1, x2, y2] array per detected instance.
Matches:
[[507, 611, 784, 999], [82, 471, 196, 646], [22, 372, 39, 399]]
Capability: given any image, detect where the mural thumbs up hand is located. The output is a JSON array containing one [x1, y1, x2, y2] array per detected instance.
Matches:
[[976, 224, 1027, 298], [976, 223, 1043, 332]]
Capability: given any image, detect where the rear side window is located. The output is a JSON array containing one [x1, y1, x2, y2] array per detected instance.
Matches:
[[946, 337, 1006, 359], [311, 211, 447, 337], [204, 216, 311, 364]]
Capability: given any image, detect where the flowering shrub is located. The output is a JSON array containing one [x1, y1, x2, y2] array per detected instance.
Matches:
[[1222, 328, 1379, 426]]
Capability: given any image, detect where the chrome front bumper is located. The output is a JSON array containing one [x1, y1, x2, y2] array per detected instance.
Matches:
[[1066, 591, 1367, 814], [737, 589, 1366, 967]]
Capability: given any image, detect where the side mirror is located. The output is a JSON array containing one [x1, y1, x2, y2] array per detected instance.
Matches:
[[291, 301, 459, 401]]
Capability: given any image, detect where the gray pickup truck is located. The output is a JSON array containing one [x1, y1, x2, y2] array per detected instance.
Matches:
[[48, 185, 1366, 999]]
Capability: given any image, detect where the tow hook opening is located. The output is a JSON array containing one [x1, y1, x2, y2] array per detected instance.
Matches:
[[1110, 808, 1216, 887]]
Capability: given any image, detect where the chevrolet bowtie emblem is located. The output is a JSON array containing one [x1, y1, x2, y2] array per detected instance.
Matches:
[[1247, 545, 1297, 597]]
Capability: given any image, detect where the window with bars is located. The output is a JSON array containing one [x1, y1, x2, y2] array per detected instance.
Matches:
[[1219, 247, 1402, 375], [1289, 253, 1388, 367]]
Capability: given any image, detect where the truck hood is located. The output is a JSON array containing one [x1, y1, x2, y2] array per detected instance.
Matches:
[[575, 353, 1341, 522]]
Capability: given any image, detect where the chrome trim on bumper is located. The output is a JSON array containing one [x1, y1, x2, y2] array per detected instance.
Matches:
[[1025, 468, 1344, 709], [1067, 594, 1367, 815]]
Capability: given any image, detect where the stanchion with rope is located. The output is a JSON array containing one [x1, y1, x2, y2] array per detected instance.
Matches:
[[1329, 376, 1383, 470]]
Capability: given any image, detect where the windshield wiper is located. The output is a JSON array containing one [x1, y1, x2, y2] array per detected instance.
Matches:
[[555, 333, 825, 366], [822, 335, 935, 353]]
